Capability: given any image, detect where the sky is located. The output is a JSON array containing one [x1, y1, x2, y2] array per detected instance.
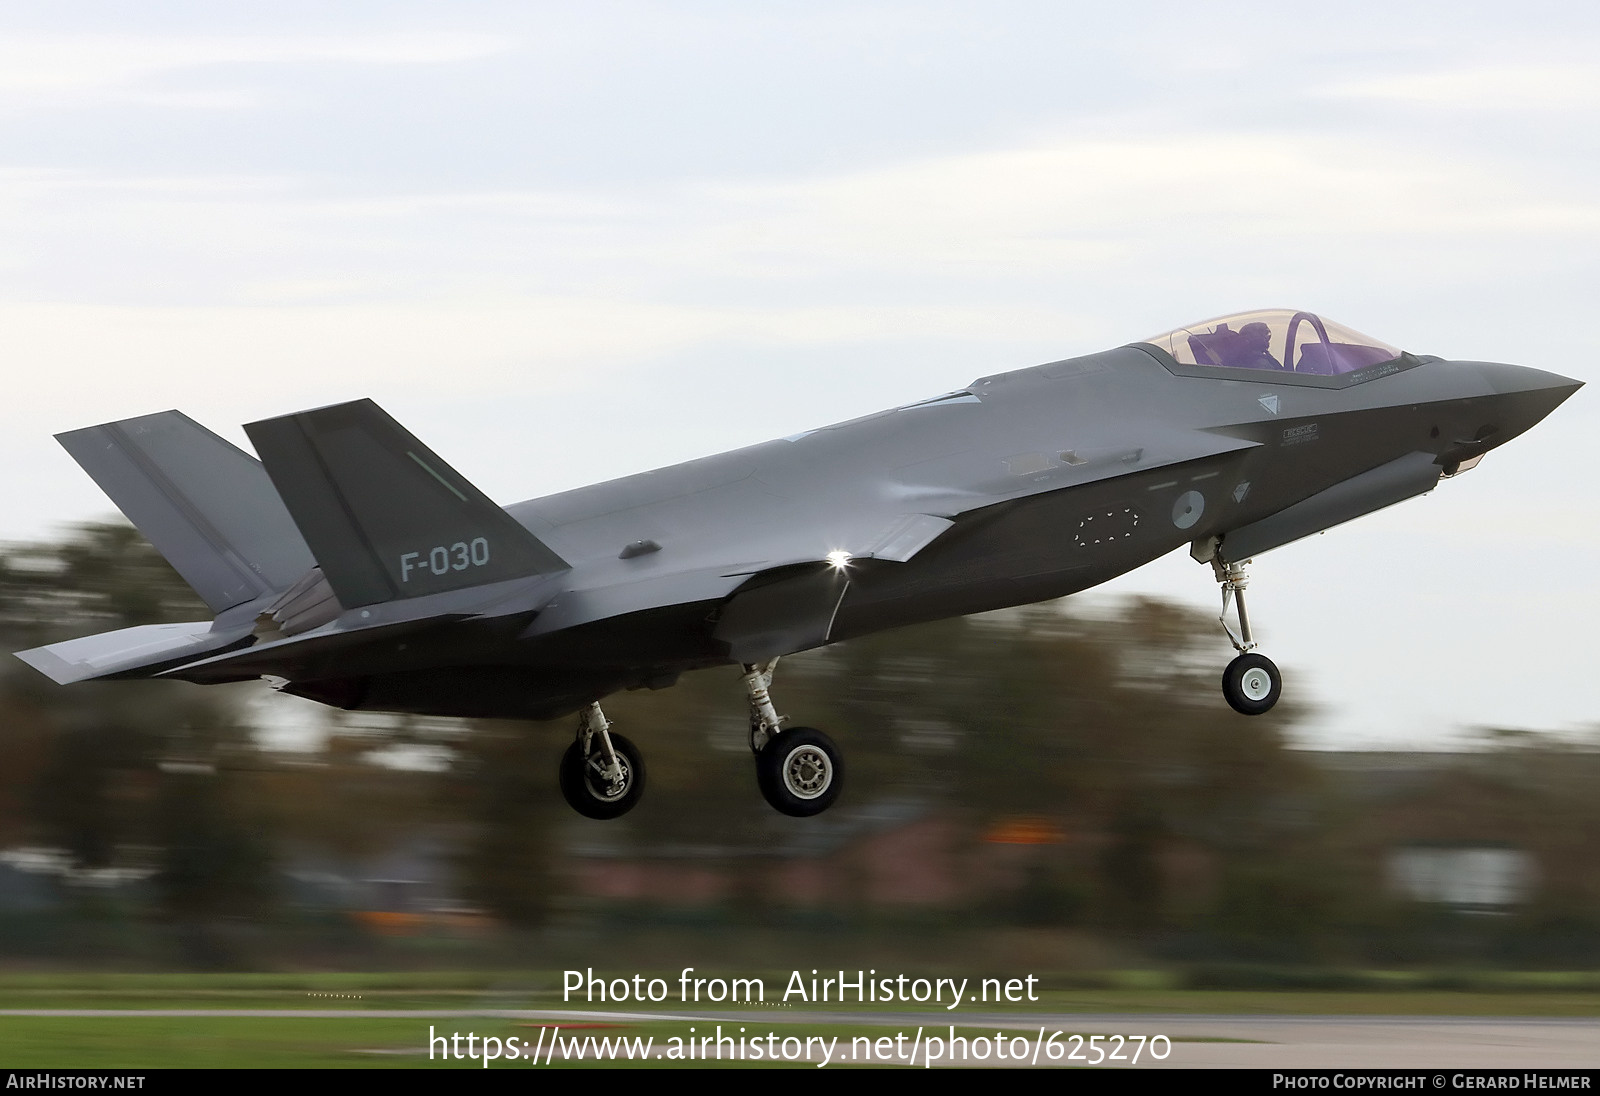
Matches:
[[0, 1, 1596, 750]]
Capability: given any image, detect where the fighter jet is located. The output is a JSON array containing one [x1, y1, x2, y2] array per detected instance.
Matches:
[[16, 308, 1580, 819]]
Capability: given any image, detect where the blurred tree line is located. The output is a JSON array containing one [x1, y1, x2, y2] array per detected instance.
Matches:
[[0, 521, 1597, 966]]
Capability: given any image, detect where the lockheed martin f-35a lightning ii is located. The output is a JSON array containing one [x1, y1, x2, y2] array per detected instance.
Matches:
[[17, 309, 1580, 819]]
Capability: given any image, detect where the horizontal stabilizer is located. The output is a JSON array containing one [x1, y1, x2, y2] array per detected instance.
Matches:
[[57, 412, 316, 614], [245, 399, 568, 609], [16, 622, 250, 685], [159, 572, 564, 684]]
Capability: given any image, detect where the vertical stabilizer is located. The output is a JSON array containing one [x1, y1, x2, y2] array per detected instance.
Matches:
[[244, 399, 568, 609], [57, 412, 316, 614]]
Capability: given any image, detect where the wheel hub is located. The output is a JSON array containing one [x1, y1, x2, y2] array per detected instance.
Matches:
[[1240, 667, 1272, 701], [587, 755, 631, 801], [784, 746, 832, 799]]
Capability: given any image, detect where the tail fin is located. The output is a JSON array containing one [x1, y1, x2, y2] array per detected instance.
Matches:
[[244, 399, 567, 609], [57, 411, 316, 614]]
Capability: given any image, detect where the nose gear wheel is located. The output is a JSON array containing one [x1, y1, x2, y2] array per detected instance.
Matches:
[[1222, 652, 1282, 716]]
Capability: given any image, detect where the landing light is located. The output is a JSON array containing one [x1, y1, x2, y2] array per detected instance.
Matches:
[[826, 550, 852, 570]]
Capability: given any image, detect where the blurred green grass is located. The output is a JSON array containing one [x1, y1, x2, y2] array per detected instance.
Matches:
[[1, 969, 1599, 1013], [0, 1017, 455, 1069], [3, 966, 1600, 1011]]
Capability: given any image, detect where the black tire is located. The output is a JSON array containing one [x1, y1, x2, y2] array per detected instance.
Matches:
[[559, 732, 645, 819], [1222, 653, 1281, 716], [756, 727, 843, 817]]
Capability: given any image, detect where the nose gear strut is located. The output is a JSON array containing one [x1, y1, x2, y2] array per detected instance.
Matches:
[[1215, 556, 1257, 654], [1196, 544, 1284, 716]]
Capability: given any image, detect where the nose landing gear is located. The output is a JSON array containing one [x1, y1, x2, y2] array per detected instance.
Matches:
[[1204, 549, 1284, 716]]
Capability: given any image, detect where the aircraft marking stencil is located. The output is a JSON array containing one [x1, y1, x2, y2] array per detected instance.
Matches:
[[16, 308, 1581, 819]]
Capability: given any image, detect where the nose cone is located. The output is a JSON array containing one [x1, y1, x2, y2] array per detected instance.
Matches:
[[1466, 361, 1583, 447], [1476, 361, 1584, 401]]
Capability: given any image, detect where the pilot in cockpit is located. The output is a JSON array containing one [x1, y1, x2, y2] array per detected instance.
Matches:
[[1234, 321, 1283, 370]]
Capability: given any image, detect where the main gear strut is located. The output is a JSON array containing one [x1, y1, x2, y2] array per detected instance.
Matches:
[[740, 658, 843, 816], [557, 701, 645, 819]]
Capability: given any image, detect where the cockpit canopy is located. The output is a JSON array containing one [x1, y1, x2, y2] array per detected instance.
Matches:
[[1142, 309, 1402, 377]]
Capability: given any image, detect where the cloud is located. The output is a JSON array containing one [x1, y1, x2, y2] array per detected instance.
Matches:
[[11, 127, 1597, 300], [0, 296, 1071, 418], [711, 134, 1600, 265], [1319, 64, 1600, 113], [0, 31, 515, 110]]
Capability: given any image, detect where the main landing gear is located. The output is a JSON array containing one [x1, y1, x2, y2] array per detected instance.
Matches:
[[557, 664, 845, 820], [1211, 555, 1283, 716], [559, 702, 646, 819], [744, 659, 843, 817]]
